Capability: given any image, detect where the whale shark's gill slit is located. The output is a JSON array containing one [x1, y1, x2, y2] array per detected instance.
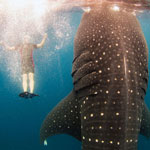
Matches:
[[141, 87, 146, 95], [72, 70, 77, 77], [142, 77, 148, 84], [73, 61, 96, 83], [72, 51, 92, 75], [72, 56, 78, 63], [76, 84, 100, 98], [72, 51, 92, 64], [145, 69, 148, 73], [73, 71, 97, 84], [75, 81, 99, 93], [73, 70, 96, 85], [74, 71, 99, 91], [141, 96, 144, 100]]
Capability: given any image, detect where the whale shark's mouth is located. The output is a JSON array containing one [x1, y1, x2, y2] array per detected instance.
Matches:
[[66, 0, 150, 13], [105, 0, 150, 11], [75, 0, 150, 9], [44, 0, 150, 10]]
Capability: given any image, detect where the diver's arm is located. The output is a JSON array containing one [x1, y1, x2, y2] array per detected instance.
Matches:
[[0, 41, 16, 50], [37, 33, 48, 48], [4, 45, 16, 51]]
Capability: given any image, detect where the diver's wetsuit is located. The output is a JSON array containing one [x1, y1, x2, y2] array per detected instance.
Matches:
[[15, 43, 38, 74]]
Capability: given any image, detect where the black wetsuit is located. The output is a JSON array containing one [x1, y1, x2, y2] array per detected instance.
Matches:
[[15, 43, 38, 74]]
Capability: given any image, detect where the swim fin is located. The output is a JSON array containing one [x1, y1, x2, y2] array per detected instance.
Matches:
[[19, 92, 39, 99], [19, 92, 29, 99], [28, 93, 39, 98]]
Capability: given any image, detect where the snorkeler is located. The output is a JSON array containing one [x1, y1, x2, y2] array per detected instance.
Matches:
[[0, 33, 48, 98]]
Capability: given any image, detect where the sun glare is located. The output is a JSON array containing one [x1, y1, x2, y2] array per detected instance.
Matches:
[[1, 0, 49, 15], [3, 0, 29, 10], [112, 5, 120, 11], [33, 0, 47, 18]]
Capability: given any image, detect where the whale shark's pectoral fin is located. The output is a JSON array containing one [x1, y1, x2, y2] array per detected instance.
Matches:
[[40, 90, 81, 144], [140, 103, 150, 138]]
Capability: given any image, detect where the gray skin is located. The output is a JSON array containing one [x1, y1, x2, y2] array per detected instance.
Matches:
[[40, 3, 150, 150]]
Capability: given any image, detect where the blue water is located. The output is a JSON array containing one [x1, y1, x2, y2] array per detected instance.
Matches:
[[0, 11, 150, 150]]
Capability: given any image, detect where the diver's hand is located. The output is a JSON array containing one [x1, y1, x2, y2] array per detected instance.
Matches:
[[44, 33, 48, 39]]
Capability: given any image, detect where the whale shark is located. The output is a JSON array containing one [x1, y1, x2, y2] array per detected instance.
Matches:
[[40, 2, 150, 150]]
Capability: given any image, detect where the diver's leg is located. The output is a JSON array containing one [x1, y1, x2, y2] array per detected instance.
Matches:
[[22, 74, 28, 92], [29, 73, 34, 93]]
